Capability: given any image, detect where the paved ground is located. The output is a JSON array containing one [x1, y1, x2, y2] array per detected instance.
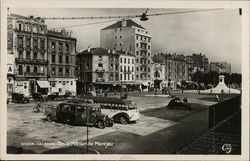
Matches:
[[7, 91, 236, 154]]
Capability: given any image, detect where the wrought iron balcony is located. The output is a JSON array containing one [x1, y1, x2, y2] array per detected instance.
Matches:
[[95, 68, 105, 72], [15, 58, 48, 65]]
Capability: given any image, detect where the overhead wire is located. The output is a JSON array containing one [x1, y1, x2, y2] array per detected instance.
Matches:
[[48, 8, 224, 29]]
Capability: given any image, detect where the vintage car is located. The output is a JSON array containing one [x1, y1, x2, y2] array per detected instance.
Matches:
[[12, 92, 30, 103], [45, 102, 113, 129], [167, 97, 192, 110]]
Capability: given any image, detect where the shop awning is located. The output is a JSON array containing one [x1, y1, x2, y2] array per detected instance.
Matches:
[[142, 82, 149, 86], [37, 81, 51, 88]]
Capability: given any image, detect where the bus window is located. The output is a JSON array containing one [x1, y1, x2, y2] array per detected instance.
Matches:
[[76, 106, 85, 112]]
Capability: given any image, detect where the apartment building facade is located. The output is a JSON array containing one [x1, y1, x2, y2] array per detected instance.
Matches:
[[7, 14, 50, 97], [100, 19, 152, 88], [47, 30, 77, 94]]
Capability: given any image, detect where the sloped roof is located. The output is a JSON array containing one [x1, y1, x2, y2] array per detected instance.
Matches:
[[102, 19, 145, 30]]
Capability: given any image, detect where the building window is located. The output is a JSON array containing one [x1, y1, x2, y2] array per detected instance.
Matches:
[[110, 64, 113, 70], [26, 66, 30, 73], [66, 44, 69, 51], [18, 37, 23, 46], [115, 64, 118, 71], [120, 58, 122, 63], [136, 67, 139, 71], [8, 66, 12, 72], [132, 74, 134, 80], [120, 66, 123, 72], [124, 66, 126, 72], [51, 42, 55, 49], [40, 66, 44, 74], [148, 38, 151, 42], [18, 24, 22, 30], [141, 36, 143, 40], [110, 73, 113, 81], [136, 51, 139, 55], [132, 66, 134, 72], [41, 39, 45, 48], [115, 29, 117, 32], [71, 81, 73, 85], [99, 56, 102, 61], [120, 74, 122, 80], [40, 52, 45, 60], [65, 56, 69, 64], [120, 36, 122, 39], [148, 52, 150, 56], [124, 74, 126, 80], [18, 65, 23, 75], [128, 66, 130, 72], [52, 54, 56, 63], [136, 43, 138, 47], [34, 66, 38, 73], [148, 67, 151, 72], [59, 55, 63, 63], [120, 28, 122, 31], [33, 52, 38, 60], [132, 59, 134, 64], [59, 68, 63, 76], [33, 39, 38, 48], [65, 68, 69, 76], [120, 43, 122, 46], [115, 36, 117, 39], [136, 35, 139, 40], [136, 59, 139, 63], [18, 51, 23, 59], [124, 58, 126, 63], [128, 58, 130, 64], [26, 38, 31, 48], [136, 75, 139, 79], [59, 42, 62, 51], [98, 63, 103, 67], [148, 45, 151, 49], [52, 68, 56, 75]]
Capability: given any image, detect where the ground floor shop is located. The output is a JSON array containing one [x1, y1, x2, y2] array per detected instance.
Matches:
[[49, 78, 77, 94], [12, 77, 50, 97]]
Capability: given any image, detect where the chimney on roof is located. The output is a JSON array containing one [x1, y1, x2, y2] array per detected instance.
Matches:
[[87, 45, 91, 52], [122, 19, 127, 27]]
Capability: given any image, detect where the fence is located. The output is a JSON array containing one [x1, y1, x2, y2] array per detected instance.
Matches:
[[209, 95, 241, 128]]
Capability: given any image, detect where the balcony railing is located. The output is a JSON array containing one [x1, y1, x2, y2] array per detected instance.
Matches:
[[96, 68, 105, 72], [15, 58, 48, 64], [23, 72, 46, 77]]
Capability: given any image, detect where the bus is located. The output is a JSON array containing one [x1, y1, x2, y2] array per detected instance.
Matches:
[[69, 97, 140, 124]]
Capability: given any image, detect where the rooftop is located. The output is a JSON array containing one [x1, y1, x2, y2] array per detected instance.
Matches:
[[101, 19, 145, 30]]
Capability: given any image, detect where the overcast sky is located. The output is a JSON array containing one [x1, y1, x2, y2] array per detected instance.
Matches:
[[11, 8, 242, 73]]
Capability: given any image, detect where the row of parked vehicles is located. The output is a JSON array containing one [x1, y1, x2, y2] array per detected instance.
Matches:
[[11, 91, 77, 103], [44, 96, 141, 129]]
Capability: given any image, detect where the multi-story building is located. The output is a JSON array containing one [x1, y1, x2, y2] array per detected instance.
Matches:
[[210, 62, 231, 74], [152, 53, 188, 89], [100, 19, 152, 87], [7, 14, 50, 97], [77, 47, 137, 93], [192, 53, 209, 73], [47, 29, 77, 94], [184, 55, 194, 80]]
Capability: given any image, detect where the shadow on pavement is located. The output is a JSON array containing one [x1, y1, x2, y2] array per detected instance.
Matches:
[[141, 103, 208, 122]]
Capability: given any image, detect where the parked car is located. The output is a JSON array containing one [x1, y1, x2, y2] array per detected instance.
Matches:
[[167, 97, 192, 110], [12, 93, 29, 103], [32, 92, 48, 102], [45, 102, 113, 128]]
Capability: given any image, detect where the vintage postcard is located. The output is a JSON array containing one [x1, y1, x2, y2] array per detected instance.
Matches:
[[0, 0, 249, 160]]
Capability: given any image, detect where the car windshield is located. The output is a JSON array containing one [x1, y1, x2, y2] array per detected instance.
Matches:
[[128, 102, 137, 109]]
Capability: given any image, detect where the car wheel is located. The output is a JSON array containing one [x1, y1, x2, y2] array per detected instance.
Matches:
[[47, 115, 52, 122], [97, 121, 105, 129], [120, 115, 128, 125]]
